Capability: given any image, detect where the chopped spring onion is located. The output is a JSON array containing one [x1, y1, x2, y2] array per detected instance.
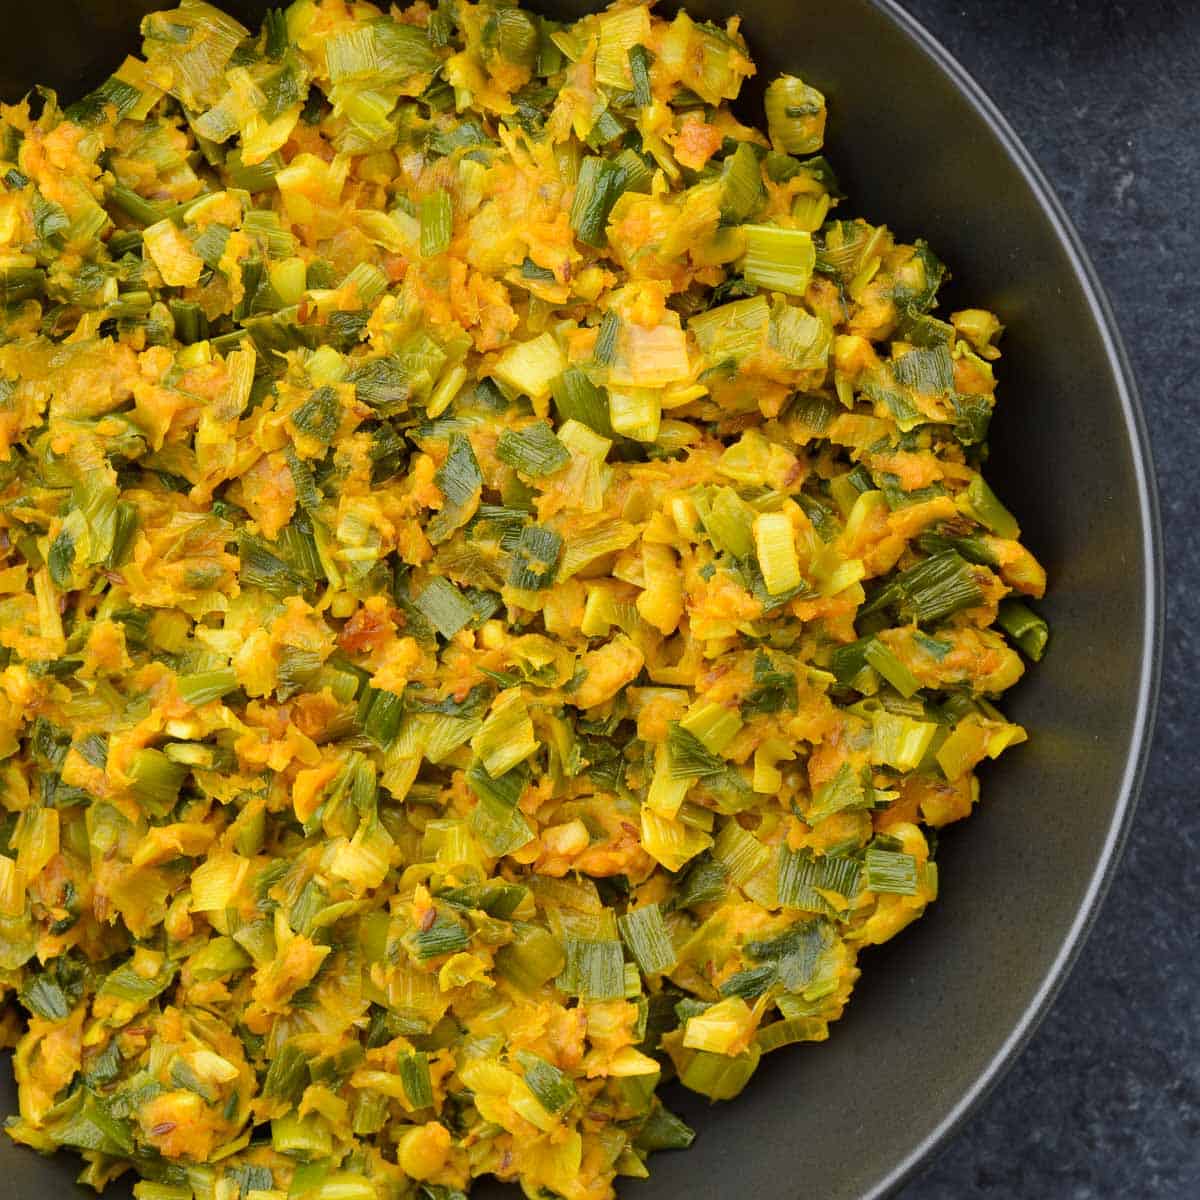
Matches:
[[468, 762, 534, 856], [764, 74, 827, 154], [700, 487, 756, 560], [419, 188, 453, 257], [863, 847, 920, 895], [862, 639, 921, 698], [678, 701, 742, 755], [629, 44, 653, 107], [517, 1050, 577, 1114], [998, 599, 1049, 662], [593, 310, 620, 365], [964, 473, 1020, 539], [324, 20, 439, 88], [640, 807, 713, 873], [618, 904, 677, 975], [472, 690, 538, 777], [557, 932, 625, 1001], [508, 524, 563, 591], [753, 512, 802, 596], [712, 821, 770, 887], [410, 911, 470, 959], [665, 723, 724, 779], [495, 421, 570, 476], [398, 1051, 434, 1108], [689, 294, 769, 364], [635, 1104, 696, 1152], [263, 1042, 309, 1105], [867, 550, 985, 625], [720, 142, 764, 224], [495, 921, 565, 990], [358, 686, 405, 747], [683, 995, 755, 1055], [676, 1045, 761, 1100], [805, 762, 869, 823], [493, 332, 566, 405], [755, 1014, 828, 1053], [126, 748, 187, 817], [570, 156, 625, 247], [608, 387, 661, 442], [741, 225, 815, 296], [177, 668, 238, 707], [414, 576, 475, 638], [867, 708, 937, 772], [551, 366, 614, 437]]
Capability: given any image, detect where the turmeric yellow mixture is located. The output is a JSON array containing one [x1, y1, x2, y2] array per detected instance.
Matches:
[[0, 2, 1049, 1197]]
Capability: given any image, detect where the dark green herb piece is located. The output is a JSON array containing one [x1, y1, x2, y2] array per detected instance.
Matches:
[[496, 421, 570, 476], [570, 157, 625, 247], [517, 1050, 577, 1113], [508, 524, 562, 590], [863, 847, 919, 895], [292, 386, 342, 443], [414, 576, 476, 639], [663, 724, 722, 780], [628, 45, 653, 107], [998, 599, 1049, 662]]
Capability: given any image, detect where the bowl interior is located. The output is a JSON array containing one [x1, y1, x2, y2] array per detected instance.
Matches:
[[0, 2, 1158, 1198]]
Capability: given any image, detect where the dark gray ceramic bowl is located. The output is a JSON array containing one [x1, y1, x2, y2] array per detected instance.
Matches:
[[0, 1, 1162, 1198]]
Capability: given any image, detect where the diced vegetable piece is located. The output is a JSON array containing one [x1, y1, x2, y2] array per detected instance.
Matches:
[[742, 225, 815, 296], [177, 669, 238, 707], [570, 157, 625, 247], [558, 930, 625, 1000], [868, 709, 937, 771], [595, 5, 652, 88], [764, 74, 827, 154], [683, 995, 755, 1055], [677, 1044, 761, 1100], [753, 512, 801, 596], [618, 904, 677, 975], [608, 387, 661, 442], [325, 19, 439, 88], [689, 295, 769, 364], [144, 219, 204, 287], [862, 639, 921, 698], [552, 367, 615, 436], [863, 848, 919, 895], [517, 1050, 577, 1114], [720, 142, 764, 223], [777, 846, 861, 911], [127, 749, 187, 817], [419, 188, 453, 256], [998, 599, 1050, 661], [640, 808, 712, 873], [964, 473, 1020, 539], [628, 44, 653, 108], [496, 422, 570, 476], [414, 576, 475, 638], [867, 550, 986, 625], [493, 334, 566, 405], [399, 1051, 434, 1108], [472, 690, 539, 778]]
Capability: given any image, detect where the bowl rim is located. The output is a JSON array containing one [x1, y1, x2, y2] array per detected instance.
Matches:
[[861, 1, 1164, 1195]]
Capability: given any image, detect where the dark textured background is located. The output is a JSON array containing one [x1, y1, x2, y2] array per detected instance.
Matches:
[[0, 2, 1190, 1198], [893, 1, 1198, 1196]]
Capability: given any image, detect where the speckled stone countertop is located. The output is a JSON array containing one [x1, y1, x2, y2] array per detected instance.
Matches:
[[891, 1, 1199, 1196]]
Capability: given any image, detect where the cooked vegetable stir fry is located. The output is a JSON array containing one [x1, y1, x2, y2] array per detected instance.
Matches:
[[0, 1, 1048, 1196]]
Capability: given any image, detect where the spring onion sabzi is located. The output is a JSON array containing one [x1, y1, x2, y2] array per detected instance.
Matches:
[[0, 1, 1048, 1197]]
